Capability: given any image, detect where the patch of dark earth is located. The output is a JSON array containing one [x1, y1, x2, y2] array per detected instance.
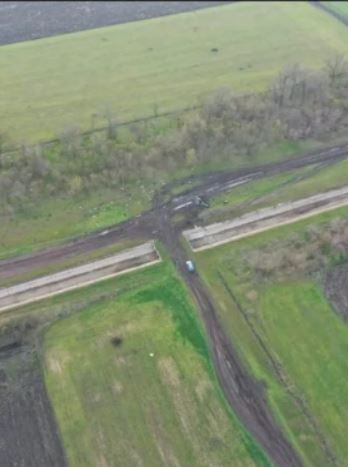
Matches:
[[324, 263, 348, 322], [0, 346, 67, 467], [0, 1, 232, 46], [0, 282, 122, 466]]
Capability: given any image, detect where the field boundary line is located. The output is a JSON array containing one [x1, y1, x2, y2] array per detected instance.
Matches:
[[1, 105, 199, 155]]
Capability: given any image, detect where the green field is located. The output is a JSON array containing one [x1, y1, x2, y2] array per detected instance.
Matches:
[[43, 261, 269, 467], [196, 208, 348, 466], [322, 1, 348, 20], [1, 1, 348, 143], [0, 183, 151, 260]]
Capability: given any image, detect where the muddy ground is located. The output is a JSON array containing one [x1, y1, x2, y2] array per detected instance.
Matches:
[[0, 2, 338, 465], [0, 1, 231, 46], [155, 205, 303, 466], [1, 143, 348, 466], [324, 264, 348, 322], [1, 141, 348, 282], [0, 328, 67, 467]]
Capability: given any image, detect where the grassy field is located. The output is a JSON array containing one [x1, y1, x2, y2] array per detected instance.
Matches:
[[201, 157, 348, 224], [43, 261, 269, 467], [195, 207, 348, 466], [322, 2, 348, 20], [1, 2, 348, 143], [0, 183, 152, 260]]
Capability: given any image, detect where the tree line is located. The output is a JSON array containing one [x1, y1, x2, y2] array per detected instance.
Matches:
[[1, 55, 348, 215]]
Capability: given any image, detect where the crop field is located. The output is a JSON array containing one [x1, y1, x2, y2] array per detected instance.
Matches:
[[195, 207, 348, 466], [1, 1, 348, 143], [0, 2, 229, 46], [43, 261, 269, 467]]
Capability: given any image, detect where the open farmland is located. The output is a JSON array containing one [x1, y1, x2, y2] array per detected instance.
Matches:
[[195, 207, 348, 466], [0, 258, 176, 466], [43, 261, 269, 467], [2, 2, 348, 465], [1, 2, 348, 143]]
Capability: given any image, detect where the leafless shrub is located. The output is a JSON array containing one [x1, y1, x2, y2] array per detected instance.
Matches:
[[243, 218, 348, 281]]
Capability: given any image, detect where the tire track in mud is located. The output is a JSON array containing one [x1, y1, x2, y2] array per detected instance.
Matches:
[[1, 141, 348, 281], [1, 142, 348, 465], [153, 206, 303, 466]]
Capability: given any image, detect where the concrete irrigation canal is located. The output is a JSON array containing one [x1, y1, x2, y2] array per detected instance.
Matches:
[[0, 241, 160, 312], [184, 185, 348, 251]]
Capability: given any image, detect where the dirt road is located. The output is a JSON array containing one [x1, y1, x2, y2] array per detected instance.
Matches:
[[1, 142, 348, 466], [154, 202, 303, 465], [1, 141, 348, 282]]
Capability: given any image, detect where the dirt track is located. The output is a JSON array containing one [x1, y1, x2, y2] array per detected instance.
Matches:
[[0, 337, 67, 467], [1, 142, 348, 466], [1, 141, 348, 282], [0, 3, 322, 465], [0, 1, 231, 46], [154, 204, 303, 466]]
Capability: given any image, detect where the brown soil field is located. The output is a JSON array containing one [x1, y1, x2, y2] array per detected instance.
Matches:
[[0, 1, 231, 46], [0, 329, 67, 466]]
